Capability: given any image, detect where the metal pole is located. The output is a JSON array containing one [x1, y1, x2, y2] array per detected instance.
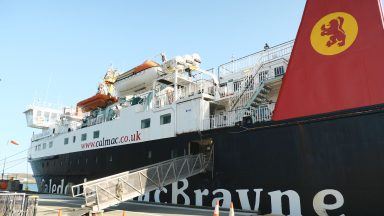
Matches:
[[1, 141, 7, 180], [26, 159, 29, 191], [1, 157, 5, 180], [174, 70, 178, 102]]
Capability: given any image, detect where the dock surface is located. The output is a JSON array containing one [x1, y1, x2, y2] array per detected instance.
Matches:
[[36, 194, 257, 216]]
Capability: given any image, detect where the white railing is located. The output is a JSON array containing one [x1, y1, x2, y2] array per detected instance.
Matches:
[[218, 40, 293, 77], [202, 104, 275, 130], [154, 79, 216, 108], [154, 92, 173, 108], [0, 193, 38, 216], [87, 114, 105, 127], [246, 103, 275, 122], [178, 79, 216, 99], [31, 129, 53, 141]]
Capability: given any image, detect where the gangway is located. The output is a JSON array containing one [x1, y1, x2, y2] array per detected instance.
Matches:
[[72, 153, 211, 212]]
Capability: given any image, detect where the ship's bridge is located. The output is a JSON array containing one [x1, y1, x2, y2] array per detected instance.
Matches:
[[24, 102, 62, 129]]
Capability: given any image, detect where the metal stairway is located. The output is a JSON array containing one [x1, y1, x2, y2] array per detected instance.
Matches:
[[229, 63, 264, 111], [232, 82, 272, 123], [71, 153, 211, 212]]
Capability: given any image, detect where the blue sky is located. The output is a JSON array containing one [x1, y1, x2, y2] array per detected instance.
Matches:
[[0, 0, 308, 174]]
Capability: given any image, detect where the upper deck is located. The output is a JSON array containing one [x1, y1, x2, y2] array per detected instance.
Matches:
[[27, 41, 294, 159]]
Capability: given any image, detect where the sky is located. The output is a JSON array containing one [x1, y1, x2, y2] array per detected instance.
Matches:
[[0, 0, 308, 174]]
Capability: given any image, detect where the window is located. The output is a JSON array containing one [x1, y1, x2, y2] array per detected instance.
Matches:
[[93, 131, 100, 139], [141, 118, 151, 129], [233, 80, 242, 92], [43, 143, 46, 149], [73, 136, 76, 143], [160, 114, 171, 125], [148, 151, 152, 159], [38, 144, 41, 151], [35, 146, 38, 151], [64, 138, 69, 145], [259, 70, 269, 82], [274, 66, 285, 77], [81, 133, 87, 141], [49, 141, 53, 148]]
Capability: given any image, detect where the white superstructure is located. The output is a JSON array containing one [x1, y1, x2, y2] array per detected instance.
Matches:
[[26, 41, 293, 161]]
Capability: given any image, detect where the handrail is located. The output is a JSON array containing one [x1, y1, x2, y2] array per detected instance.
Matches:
[[218, 40, 294, 78], [229, 58, 289, 111], [202, 103, 275, 130], [72, 153, 210, 212]]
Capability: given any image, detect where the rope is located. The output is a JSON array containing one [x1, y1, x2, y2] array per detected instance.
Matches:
[[0, 148, 29, 163]]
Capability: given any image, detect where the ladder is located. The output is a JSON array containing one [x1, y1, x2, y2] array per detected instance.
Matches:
[[72, 153, 211, 212]]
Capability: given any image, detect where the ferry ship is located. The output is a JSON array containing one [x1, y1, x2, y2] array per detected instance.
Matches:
[[25, 0, 384, 215]]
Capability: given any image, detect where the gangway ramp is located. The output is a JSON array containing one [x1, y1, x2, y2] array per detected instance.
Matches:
[[72, 153, 211, 212]]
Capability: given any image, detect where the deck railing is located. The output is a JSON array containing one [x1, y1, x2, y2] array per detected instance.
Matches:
[[202, 103, 275, 130], [218, 40, 294, 78]]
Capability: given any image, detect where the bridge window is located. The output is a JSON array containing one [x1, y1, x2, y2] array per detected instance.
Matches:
[[274, 66, 285, 77], [64, 138, 69, 145], [49, 141, 53, 148], [42, 143, 46, 149], [141, 118, 151, 129], [148, 151, 152, 159], [160, 113, 171, 125], [81, 133, 87, 141], [73, 136, 76, 143]]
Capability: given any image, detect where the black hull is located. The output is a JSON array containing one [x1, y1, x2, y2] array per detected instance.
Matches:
[[30, 104, 384, 215]]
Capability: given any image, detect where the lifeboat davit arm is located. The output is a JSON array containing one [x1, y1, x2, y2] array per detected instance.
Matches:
[[195, 68, 219, 86]]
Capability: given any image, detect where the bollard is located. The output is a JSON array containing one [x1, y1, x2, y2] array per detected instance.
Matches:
[[213, 200, 220, 216], [229, 202, 235, 216]]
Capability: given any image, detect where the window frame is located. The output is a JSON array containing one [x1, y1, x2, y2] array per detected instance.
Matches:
[[274, 66, 285, 77], [93, 130, 100, 139], [160, 113, 172, 125], [141, 118, 151, 129], [81, 133, 87, 141]]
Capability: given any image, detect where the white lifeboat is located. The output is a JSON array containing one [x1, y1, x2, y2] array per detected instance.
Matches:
[[115, 60, 162, 96]]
